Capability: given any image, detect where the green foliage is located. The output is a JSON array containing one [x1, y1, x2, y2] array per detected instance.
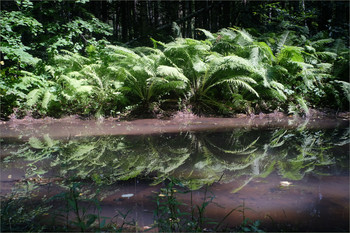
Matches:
[[0, 11, 42, 67], [153, 178, 249, 232], [110, 45, 188, 111], [1, 21, 349, 118], [159, 35, 261, 114], [0, 194, 50, 232], [46, 17, 113, 56]]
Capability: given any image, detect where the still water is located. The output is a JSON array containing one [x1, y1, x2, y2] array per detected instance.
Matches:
[[1, 117, 349, 231]]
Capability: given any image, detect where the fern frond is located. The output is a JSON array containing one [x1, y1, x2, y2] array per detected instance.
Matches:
[[207, 137, 259, 155], [150, 38, 166, 48], [210, 76, 259, 97], [249, 47, 259, 66], [196, 28, 215, 40], [276, 31, 290, 53], [27, 89, 43, 107], [76, 85, 94, 94], [106, 45, 138, 60], [310, 38, 334, 49], [316, 63, 333, 72], [68, 71, 84, 79], [288, 102, 298, 115], [193, 58, 207, 73], [81, 65, 104, 89], [277, 46, 304, 63], [270, 81, 287, 100], [257, 42, 275, 63], [223, 55, 256, 73], [296, 96, 310, 116], [41, 90, 56, 109], [334, 80, 350, 102], [60, 75, 93, 94], [218, 28, 237, 40], [330, 39, 347, 54], [156, 65, 188, 83], [231, 27, 254, 45], [316, 51, 337, 61]]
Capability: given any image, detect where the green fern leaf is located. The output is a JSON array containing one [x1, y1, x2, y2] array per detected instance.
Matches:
[[257, 41, 275, 62], [270, 81, 287, 100], [212, 76, 259, 97], [197, 28, 215, 40], [316, 51, 337, 60], [76, 85, 94, 93], [27, 89, 43, 107], [310, 38, 334, 49], [278, 46, 304, 63], [231, 27, 254, 44], [193, 58, 207, 73], [156, 65, 188, 82], [335, 81, 350, 102], [296, 96, 310, 116], [223, 55, 255, 73], [106, 45, 137, 57], [249, 47, 259, 66], [41, 90, 54, 109], [276, 31, 290, 53]]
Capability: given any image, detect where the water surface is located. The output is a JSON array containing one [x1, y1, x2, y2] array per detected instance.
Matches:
[[1, 117, 349, 231]]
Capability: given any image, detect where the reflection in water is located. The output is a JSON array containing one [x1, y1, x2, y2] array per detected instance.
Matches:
[[1, 123, 349, 231]]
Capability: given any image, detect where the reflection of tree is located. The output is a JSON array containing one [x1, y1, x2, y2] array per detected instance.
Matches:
[[5, 126, 349, 191]]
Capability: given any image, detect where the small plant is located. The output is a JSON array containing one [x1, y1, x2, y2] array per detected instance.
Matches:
[[49, 182, 108, 232], [0, 181, 51, 232], [237, 200, 265, 232], [153, 178, 260, 232]]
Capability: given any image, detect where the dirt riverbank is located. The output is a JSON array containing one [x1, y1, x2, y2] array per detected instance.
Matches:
[[1, 110, 349, 139]]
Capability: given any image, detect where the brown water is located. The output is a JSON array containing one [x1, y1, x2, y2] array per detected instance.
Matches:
[[1, 117, 349, 231]]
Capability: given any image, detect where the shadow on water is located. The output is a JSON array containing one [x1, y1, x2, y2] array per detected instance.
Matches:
[[0, 117, 349, 231]]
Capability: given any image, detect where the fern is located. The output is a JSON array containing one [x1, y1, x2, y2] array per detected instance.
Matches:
[[310, 38, 334, 50], [196, 28, 215, 40], [41, 90, 56, 109], [334, 80, 350, 102], [276, 31, 290, 53], [27, 89, 43, 107], [292, 96, 310, 116], [156, 65, 188, 83], [270, 81, 287, 100], [211, 76, 259, 97]]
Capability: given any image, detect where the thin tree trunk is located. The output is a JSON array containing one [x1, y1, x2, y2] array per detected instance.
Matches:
[[121, 1, 128, 42]]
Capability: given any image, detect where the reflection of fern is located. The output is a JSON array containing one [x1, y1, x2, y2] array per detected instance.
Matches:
[[8, 126, 345, 191]]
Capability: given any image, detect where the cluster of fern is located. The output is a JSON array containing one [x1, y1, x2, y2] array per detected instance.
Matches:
[[2, 28, 349, 119]]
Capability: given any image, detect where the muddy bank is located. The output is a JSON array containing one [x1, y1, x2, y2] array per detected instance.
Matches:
[[0, 111, 349, 139]]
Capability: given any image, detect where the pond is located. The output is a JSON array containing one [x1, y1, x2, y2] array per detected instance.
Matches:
[[1, 117, 349, 232]]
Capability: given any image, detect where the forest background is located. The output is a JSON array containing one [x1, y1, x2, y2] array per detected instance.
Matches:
[[1, 0, 349, 119]]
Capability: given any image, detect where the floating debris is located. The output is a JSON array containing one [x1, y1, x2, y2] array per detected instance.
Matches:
[[280, 181, 292, 187], [121, 193, 134, 198]]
